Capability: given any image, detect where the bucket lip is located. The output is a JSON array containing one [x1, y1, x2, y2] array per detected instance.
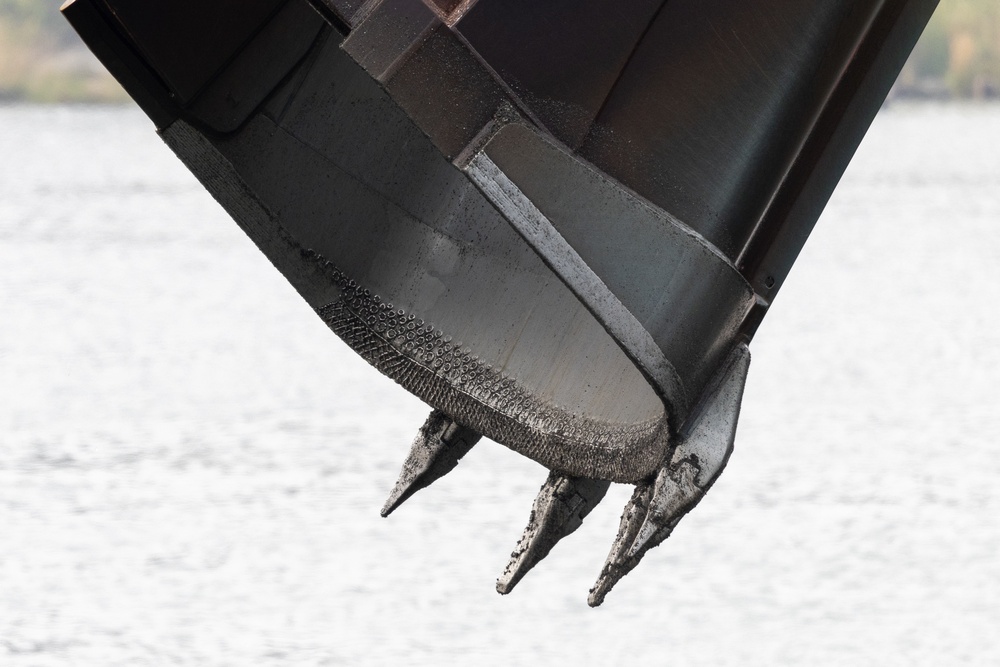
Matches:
[[159, 118, 670, 484], [319, 269, 671, 484]]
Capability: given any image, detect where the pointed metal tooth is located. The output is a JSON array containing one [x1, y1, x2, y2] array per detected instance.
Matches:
[[497, 473, 610, 595], [589, 344, 752, 607], [587, 481, 655, 607], [380, 410, 481, 517], [588, 463, 704, 606]]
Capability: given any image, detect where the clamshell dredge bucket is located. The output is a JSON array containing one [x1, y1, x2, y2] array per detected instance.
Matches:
[[64, 0, 939, 604]]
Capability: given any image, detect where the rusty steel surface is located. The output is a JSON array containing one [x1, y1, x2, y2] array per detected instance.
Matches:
[[63, 0, 940, 604]]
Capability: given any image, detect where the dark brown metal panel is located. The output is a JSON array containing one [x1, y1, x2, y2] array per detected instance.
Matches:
[[343, 0, 440, 81], [579, 0, 881, 261], [97, 0, 286, 102], [385, 24, 508, 159], [455, 0, 665, 147], [426, 0, 463, 13]]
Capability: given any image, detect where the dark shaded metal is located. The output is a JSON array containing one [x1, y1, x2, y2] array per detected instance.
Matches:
[[497, 473, 610, 594], [187, 0, 325, 132], [61, 0, 179, 129], [91, 0, 286, 104], [157, 32, 668, 483], [382, 410, 481, 517], [579, 1, 881, 260], [64, 0, 939, 604], [342, 0, 439, 81], [454, 0, 665, 147], [379, 22, 509, 159], [62, 0, 325, 133], [573, 0, 940, 326], [308, 0, 365, 27]]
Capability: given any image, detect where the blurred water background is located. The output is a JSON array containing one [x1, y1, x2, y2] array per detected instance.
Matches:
[[1, 102, 999, 665]]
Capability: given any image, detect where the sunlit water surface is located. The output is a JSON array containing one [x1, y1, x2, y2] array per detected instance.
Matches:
[[1, 103, 999, 665]]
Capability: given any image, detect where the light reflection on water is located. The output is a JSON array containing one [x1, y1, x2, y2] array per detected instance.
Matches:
[[1, 103, 999, 665]]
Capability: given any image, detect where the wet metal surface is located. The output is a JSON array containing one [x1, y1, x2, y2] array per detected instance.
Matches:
[[60, 0, 939, 601], [381, 410, 481, 517], [497, 473, 610, 594]]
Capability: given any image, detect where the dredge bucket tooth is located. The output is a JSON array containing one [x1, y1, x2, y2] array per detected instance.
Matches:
[[497, 473, 610, 595], [589, 345, 751, 606], [628, 461, 703, 559], [381, 410, 481, 517], [587, 463, 700, 607], [588, 481, 656, 607]]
